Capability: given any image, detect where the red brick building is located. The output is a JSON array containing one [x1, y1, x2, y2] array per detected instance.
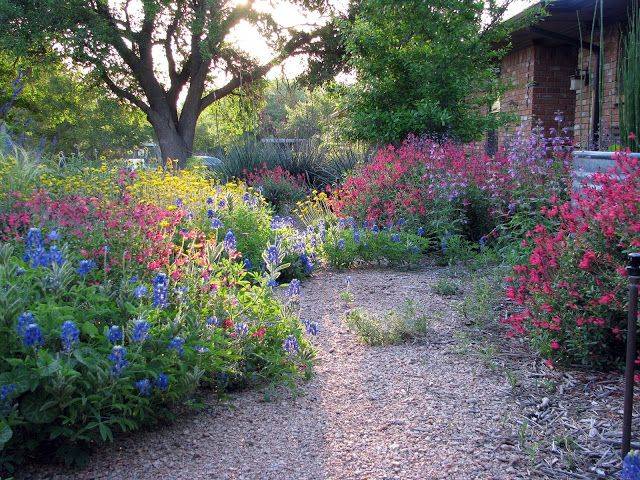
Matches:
[[495, 0, 629, 150]]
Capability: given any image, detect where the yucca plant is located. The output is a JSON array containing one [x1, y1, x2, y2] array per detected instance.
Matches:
[[620, 1, 640, 151]]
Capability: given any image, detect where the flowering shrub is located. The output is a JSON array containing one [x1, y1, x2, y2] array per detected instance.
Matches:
[[505, 151, 640, 368], [323, 218, 429, 268], [0, 155, 318, 470], [330, 128, 572, 248], [243, 164, 309, 213]]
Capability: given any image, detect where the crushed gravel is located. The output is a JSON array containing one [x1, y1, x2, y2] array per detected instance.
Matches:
[[19, 267, 632, 479]]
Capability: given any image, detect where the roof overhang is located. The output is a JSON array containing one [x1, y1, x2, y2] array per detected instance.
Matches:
[[506, 0, 629, 50]]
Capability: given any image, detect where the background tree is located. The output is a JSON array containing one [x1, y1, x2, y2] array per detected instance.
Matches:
[[0, 0, 338, 166], [341, 0, 536, 144], [0, 52, 152, 158]]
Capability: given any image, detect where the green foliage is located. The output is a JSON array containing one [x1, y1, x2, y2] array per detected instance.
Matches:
[[620, 1, 640, 151], [341, 0, 533, 143], [431, 278, 461, 297], [324, 225, 429, 269], [0, 53, 151, 157], [345, 300, 429, 346]]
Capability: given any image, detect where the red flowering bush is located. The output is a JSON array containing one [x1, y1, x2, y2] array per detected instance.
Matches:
[[505, 151, 640, 368], [330, 129, 571, 243], [243, 164, 309, 213]]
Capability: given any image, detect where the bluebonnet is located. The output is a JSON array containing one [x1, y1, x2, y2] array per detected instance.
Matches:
[[265, 245, 280, 266], [622, 450, 640, 480], [0, 384, 16, 403], [175, 198, 183, 208], [194, 345, 209, 353], [362, 220, 370, 230], [267, 278, 279, 287], [287, 279, 301, 296], [77, 259, 96, 277], [107, 325, 123, 344], [300, 253, 314, 274], [235, 322, 249, 336], [23, 323, 44, 349], [207, 316, 220, 327], [207, 209, 215, 218], [337, 239, 346, 250], [271, 216, 295, 230], [154, 373, 169, 391], [479, 236, 487, 249], [131, 320, 151, 343], [24, 228, 44, 261], [223, 230, 237, 253], [391, 233, 401, 243], [218, 199, 227, 209], [109, 346, 128, 376], [371, 224, 379, 234], [283, 335, 300, 355], [243, 257, 253, 270], [508, 203, 516, 215], [210, 217, 223, 229], [133, 285, 148, 299], [15, 266, 25, 276], [441, 232, 452, 254], [206, 196, 214, 205], [417, 227, 425, 237], [47, 245, 65, 267], [397, 218, 406, 227], [168, 337, 185, 356], [338, 218, 349, 229], [304, 320, 318, 336], [152, 273, 168, 308], [16, 312, 35, 336], [60, 321, 80, 352], [129, 276, 139, 284], [47, 230, 60, 242], [135, 378, 152, 397], [353, 229, 361, 243]]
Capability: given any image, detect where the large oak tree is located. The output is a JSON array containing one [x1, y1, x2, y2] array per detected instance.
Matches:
[[0, 0, 339, 165]]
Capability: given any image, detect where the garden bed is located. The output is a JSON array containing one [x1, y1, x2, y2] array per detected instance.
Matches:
[[18, 265, 633, 479]]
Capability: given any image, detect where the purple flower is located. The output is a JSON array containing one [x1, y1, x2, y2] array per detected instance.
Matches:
[[167, 337, 185, 356], [152, 273, 168, 308], [304, 320, 318, 336], [107, 325, 123, 344], [223, 230, 237, 253], [109, 346, 128, 376], [287, 279, 301, 296], [283, 335, 300, 355], [210, 217, 223, 229], [77, 259, 96, 277], [132, 320, 151, 343], [235, 322, 249, 336], [23, 323, 44, 349], [135, 378, 152, 397], [133, 285, 148, 299], [16, 312, 35, 336], [154, 373, 169, 391], [207, 316, 220, 327], [60, 320, 80, 352]]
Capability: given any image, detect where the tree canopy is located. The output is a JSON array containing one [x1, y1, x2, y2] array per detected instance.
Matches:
[[341, 0, 533, 144], [0, 0, 340, 165]]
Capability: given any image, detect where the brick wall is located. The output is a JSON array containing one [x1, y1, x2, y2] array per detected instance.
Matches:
[[573, 24, 622, 149], [497, 45, 536, 144], [531, 45, 578, 134]]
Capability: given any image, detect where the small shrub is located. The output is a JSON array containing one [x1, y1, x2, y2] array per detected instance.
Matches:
[[505, 151, 640, 368], [431, 278, 461, 296], [244, 164, 309, 213], [345, 300, 428, 346]]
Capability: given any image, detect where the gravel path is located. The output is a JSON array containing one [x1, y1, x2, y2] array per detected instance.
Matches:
[[23, 268, 550, 479]]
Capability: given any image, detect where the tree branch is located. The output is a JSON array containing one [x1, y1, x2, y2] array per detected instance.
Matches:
[[101, 72, 150, 114]]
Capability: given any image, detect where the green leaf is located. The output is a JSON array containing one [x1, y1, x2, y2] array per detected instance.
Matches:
[[81, 321, 99, 338], [0, 420, 13, 449]]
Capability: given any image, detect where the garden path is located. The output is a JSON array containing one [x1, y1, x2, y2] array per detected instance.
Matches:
[[26, 268, 540, 480]]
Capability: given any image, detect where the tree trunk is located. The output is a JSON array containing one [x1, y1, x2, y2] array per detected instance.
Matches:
[[148, 111, 194, 168]]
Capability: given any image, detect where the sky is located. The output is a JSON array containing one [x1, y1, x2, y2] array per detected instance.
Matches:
[[226, 0, 539, 79]]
